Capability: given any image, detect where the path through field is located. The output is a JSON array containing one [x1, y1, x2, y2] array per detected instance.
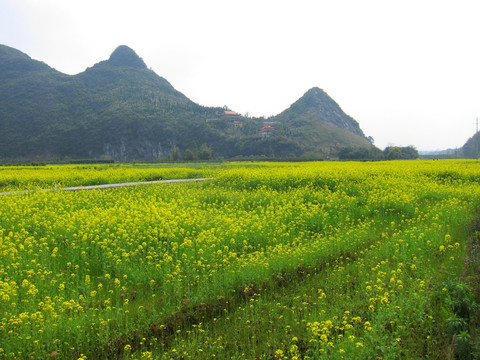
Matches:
[[0, 177, 212, 195]]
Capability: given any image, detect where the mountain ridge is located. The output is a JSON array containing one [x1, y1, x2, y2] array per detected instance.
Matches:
[[0, 44, 375, 161]]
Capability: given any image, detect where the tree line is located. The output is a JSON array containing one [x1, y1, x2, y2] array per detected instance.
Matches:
[[339, 146, 419, 160]]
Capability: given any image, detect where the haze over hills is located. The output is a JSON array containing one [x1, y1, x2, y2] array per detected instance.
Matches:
[[0, 44, 376, 161], [417, 132, 479, 159]]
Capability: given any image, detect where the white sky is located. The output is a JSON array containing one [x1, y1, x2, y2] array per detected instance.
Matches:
[[1, 0, 479, 151]]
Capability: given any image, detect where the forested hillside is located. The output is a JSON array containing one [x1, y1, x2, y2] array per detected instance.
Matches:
[[0, 44, 375, 161]]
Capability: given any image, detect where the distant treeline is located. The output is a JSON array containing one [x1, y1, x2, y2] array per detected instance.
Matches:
[[0, 148, 419, 165], [339, 146, 419, 160]]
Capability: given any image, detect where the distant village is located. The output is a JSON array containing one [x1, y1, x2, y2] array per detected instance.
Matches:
[[206, 110, 277, 138]]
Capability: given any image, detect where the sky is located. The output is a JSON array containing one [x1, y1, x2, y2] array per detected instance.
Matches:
[[1, 0, 479, 151]]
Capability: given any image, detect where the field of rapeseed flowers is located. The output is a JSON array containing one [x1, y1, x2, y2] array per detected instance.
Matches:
[[0, 160, 479, 359], [0, 163, 215, 192]]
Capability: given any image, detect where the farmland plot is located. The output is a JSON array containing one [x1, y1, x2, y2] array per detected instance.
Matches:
[[0, 161, 479, 359]]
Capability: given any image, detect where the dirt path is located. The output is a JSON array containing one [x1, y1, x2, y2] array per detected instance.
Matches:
[[0, 178, 213, 196]]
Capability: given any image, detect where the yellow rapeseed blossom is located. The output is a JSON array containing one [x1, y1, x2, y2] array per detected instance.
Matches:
[[0, 160, 479, 359]]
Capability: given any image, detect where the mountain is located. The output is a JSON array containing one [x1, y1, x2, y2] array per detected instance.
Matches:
[[461, 132, 480, 158], [269, 88, 374, 155], [277, 87, 365, 136], [0, 44, 375, 161], [0, 44, 224, 161]]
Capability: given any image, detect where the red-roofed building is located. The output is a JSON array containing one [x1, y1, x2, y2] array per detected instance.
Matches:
[[221, 110, 241, 120], [256, 124, 276, 138]]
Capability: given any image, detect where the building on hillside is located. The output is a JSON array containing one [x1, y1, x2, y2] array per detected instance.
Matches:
[[221, 110, 241, 121], [255, 123, 276, 138], [206, 110, 242, 129]]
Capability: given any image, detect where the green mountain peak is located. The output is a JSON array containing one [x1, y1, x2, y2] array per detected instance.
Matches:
[[0, 44, 58, 74], [107, 45, 147, 68], [305, 86, 326, 96], [277, 87, 366, 138]]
